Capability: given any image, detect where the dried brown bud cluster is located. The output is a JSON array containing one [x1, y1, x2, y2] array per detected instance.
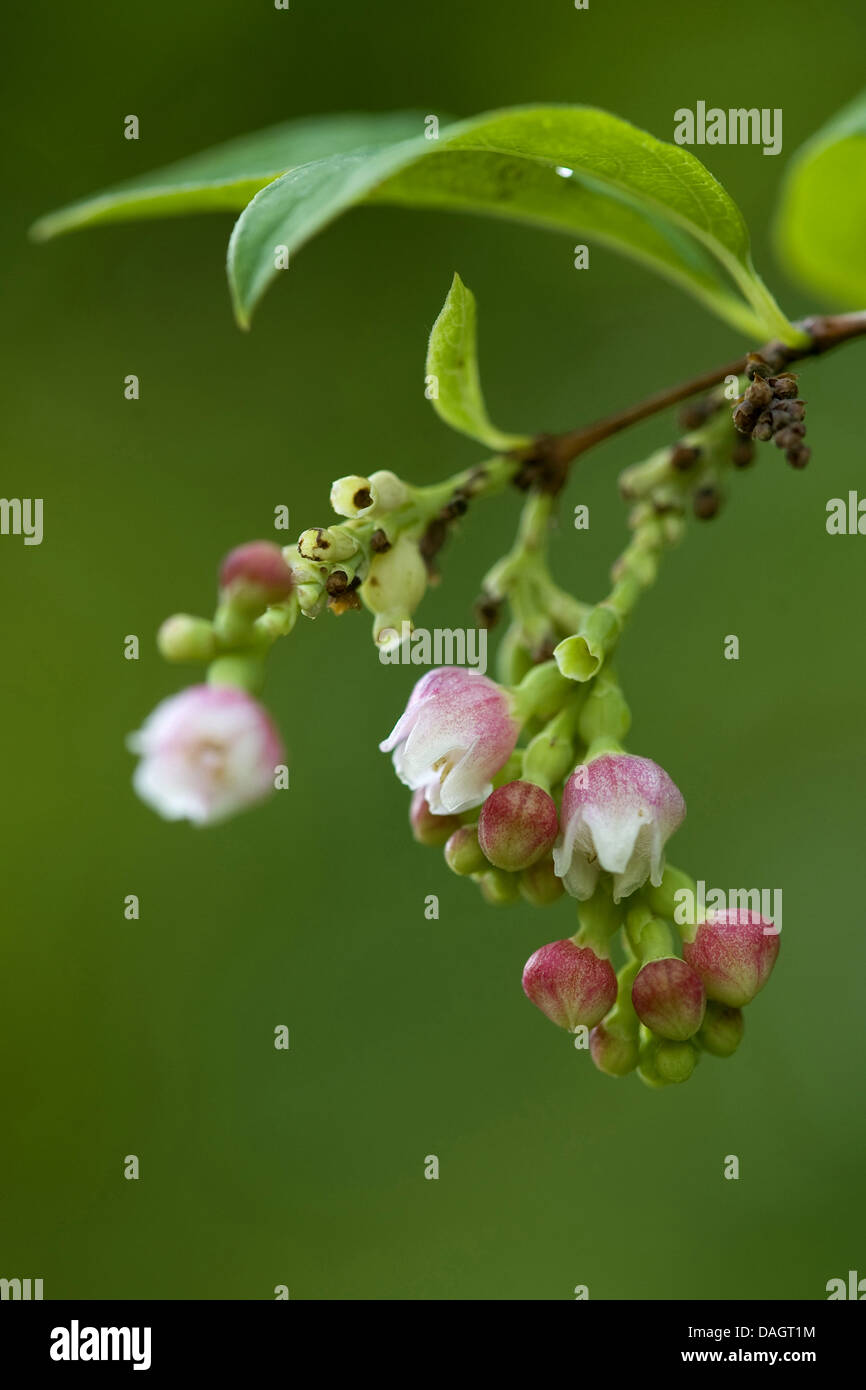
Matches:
[[732, 359, 810, 469]]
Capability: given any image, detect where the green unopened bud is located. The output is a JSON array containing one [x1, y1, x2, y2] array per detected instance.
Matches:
[[479, 868, 521, 905], [650, 485, 686, 515], [330, 475, 374, 517], [481, 554, 517, 602], [296, 582, 327, 618], [496, 624, 534, 685], [254, 596, 298, 641], [512, 659, 572, 721], [637, 1027, 698, 1086], [212, 602, 256, 650], [157, 614, 218, 663], [644, 864, 697, 939], [519, 855, 564, 906], [207, 652, 268, 695], [360, 533, 427, 621], [444, 825, 488, 876], [297, 526, 359, 563], [492, 750, 525, 789], [554, 606, 621, 683], [637, 1032, 667, 1090], [632, 517, 665, 552], [614, 546, 658, 587], [577, 669, 631, 744], [590, 1022, 640, 1077], [625, 500, 656, 530], [653, 1038, 699, 1084], [522, 719, 578, 789], [626, 908, 674, 963], [410, 789, 462, 847], [575, 890, 622, 959], [618, 448, 673, 501], [697, 1001, 745, 1058]]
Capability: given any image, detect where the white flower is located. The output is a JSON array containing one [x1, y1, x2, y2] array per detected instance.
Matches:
[[128, 685, 284, 825], [553, 753, 685, 903], [380, 667, 520, 815]]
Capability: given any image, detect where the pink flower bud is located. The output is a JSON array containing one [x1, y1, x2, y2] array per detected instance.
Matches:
[[631, 957, 706, 1041], [128, 685, 284, 824], [380, 667, 520, 815], [590, 1022, 639, 1077], [522, 939, 617, 1031], [683, 911, 780, 1007], [478, 780, 558, 871], [219, 541, 294, 609], [409, 788, 462, 847], [553, 753, 685, 903]]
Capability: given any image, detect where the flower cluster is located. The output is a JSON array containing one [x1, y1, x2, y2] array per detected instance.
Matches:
[[121, 324, 785, 1095], [381, 665, 780, 1088]]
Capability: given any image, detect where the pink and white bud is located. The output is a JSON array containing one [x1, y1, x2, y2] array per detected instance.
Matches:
[[683, 911, 780, 1007], [380, 667, 520, 816], [631, 957, 706, 1041], [552, 753, 685, 903], [478, 780, 558, 871], [219, 541, 294, 611], [522, 939, 617, 1031], [128, 685, 284, 825]]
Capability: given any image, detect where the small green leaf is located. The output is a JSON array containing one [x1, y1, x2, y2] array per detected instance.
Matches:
[[227, 105, 800, 339], [775, 90, 866, 306], [425, 274, 529, 450], [29, 111, 431, 241]]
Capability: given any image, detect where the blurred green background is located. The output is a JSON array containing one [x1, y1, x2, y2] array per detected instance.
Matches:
[[2, 0, 865, 1300]]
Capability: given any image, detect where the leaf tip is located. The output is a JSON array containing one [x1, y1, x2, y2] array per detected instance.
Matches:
[[28, 215, 54, 244]]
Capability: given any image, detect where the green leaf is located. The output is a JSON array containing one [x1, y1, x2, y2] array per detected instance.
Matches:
[[29, 111, 431, 241], [775, 90, 866, 307], [425, 274, 530, 450], [226, 105, 801, 339]]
